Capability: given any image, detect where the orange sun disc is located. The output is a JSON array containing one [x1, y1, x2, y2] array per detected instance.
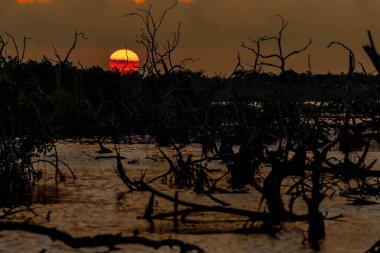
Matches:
[[109, 49, 140, 73]]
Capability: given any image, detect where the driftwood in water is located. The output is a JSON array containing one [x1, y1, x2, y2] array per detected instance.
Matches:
[[0, 222, 204, 253], [136, 181, 308, 223]]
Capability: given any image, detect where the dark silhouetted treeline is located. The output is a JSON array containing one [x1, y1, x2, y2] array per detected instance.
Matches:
[[1, 59, 379, 139]]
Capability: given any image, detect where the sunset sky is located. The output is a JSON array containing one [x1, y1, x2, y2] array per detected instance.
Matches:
[[1, 0, 380, 75]]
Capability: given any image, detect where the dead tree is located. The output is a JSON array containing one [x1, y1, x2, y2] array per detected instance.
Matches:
[[241, 36, 267, 73], [123, 1, 198, 145], [0, 33, 32, 68], [123, 0, 195, 81], [50, 30, 87, 89], [241, 15, 311, 74]]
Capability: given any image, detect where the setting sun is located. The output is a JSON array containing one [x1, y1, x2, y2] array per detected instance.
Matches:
[[109, 49, 139, 74]]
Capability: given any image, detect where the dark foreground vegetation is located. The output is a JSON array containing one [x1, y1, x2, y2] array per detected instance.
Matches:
[[1, 1, 380, 252]]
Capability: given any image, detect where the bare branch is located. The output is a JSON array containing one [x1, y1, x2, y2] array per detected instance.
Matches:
[[357, 61, 368, 75], [363, 30, 380, 73], [20, 36, 33, 62], [156, 0, 178, 31], [63, 30, 88, 63], [276, 14, 288, 36], [123, 1, 184, 79], [5, 33, 19, 61], [52, 45, 62, 62], [242, 36, 271, 73], [367, 30, 378, 54], [327, 41, 355, 74], [284, 38, 312, 60], [260, 61, 283, 70], [307, 54, 312, 76], [241, 16, 311, 74], [220, 52, 243, 86], [0, 35, 9, 64]]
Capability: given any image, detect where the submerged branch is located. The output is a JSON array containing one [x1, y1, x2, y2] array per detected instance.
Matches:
[[137, 181, 308, 222], [0, 222, 204, 252]]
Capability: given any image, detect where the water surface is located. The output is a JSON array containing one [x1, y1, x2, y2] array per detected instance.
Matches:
[[1, 140, 379, 252]]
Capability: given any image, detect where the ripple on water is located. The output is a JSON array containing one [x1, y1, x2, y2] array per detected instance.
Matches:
[[1, 140, 380, 252]]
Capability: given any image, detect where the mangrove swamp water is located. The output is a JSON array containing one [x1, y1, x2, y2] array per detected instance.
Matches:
[[1, 139, 380, 253]]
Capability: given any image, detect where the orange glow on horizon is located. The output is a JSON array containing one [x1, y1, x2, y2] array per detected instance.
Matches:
[[133, 0, 145, 4], [17, 0, 51, 4]]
